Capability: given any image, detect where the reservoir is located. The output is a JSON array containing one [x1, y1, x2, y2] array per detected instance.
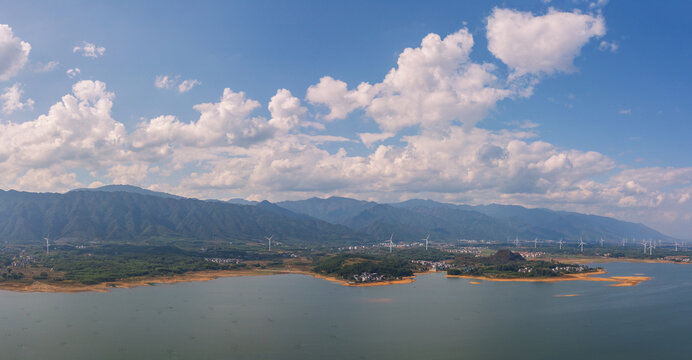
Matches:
[[1, 262, 691, 359]]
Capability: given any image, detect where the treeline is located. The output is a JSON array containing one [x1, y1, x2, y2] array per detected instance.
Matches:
[[312, 254, 419, 280], [448, 250, 594, 278]]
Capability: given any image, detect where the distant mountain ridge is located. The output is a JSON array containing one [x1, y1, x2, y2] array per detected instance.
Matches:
[[70, 185, 183, 199], [0, 189, 368, 246], [277, 196, 676, 243], [0, 186, 677, 246]]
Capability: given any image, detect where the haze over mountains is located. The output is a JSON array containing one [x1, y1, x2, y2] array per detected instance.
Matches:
[[0, 185, 677, 246]]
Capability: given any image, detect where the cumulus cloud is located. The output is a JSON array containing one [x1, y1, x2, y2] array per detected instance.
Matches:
[[308, 29, 512, 132], [1, 83, 34, 114], [268, 89, 307, 131], [0, 80, 125, 178], [486, 8, 605, 76], [0, 24, 31, 81], [306, 76, 373, 121], [618, 109, 631, 115], [131, 88, 274, 153], [73, 41, 106, 58]]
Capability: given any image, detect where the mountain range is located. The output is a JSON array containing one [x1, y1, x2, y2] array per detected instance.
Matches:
[[0, 185, 678, 246]]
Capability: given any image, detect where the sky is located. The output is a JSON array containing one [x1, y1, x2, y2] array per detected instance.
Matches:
[[0, 0, 690, 238]]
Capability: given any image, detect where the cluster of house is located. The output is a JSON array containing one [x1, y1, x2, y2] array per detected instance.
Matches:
[[352, 272, 386, 283], [447, 247, 484, 256], [663, 256, 691, 263], [551, 265, 588, 273], [518, 267, 533, 273], [10, 255, 35, 268], [204, 257, 241, 265], [412, 260, 453, 271], [516, 251, 545, 259]]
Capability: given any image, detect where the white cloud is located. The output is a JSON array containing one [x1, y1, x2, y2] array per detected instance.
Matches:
[[32, 60, 59, 73], [73, 41, 106, 58], [358, 132, 395, 147], [154, 75, 201, 93], [599, 40, 618, 53], [486, 8, 605, 76], [0, 80, 125, 178], [589, 0, 609, 9], [154, 75, 175, 89], [308, 29, 512, 132], [0, 24, 31, 81], [268, 89, 307, 131], [15, 168, 80, 192], [106, 163, 149, 184], [306, 76, 373, 121], [1, 83, 34, 114], [177, 79, 201, 93], [66, 67, 81, 78], [618, 109, 631, 115], [131, 88, 273, 153]]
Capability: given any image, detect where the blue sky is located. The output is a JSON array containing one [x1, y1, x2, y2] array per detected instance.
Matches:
[[0, 0, 690, 237]]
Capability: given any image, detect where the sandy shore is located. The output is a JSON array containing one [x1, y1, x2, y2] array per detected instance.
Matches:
[[446, 269, 651, 287], [0, 269, 286, 293]]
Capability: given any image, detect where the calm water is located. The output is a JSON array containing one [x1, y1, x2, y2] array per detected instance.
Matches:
[[1, 262, 691, 359]]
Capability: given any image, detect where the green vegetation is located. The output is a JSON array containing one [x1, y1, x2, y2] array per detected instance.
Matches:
[[312, 254, 421, 281], [447, 250, 597, 278]]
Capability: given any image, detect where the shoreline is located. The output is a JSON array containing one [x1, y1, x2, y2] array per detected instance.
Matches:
[[547, 256, 690, 265], [0, 264, 655, 293], [446, 269, 651, 287]]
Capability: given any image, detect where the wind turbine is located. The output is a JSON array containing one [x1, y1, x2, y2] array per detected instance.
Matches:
[[642, 240, 647, 254], [559, 238, 563, 250], [622, 238, 626, 247], [422, 234, 430, 251], [649, 240, 653, 256], [578, 237, 585, 253], [514, 236, 520, 248], [265, 235, 273, 251], [44, 237, 50, 255], [600, 237, 604, 247], [675, 242, 679, 252], [388, 233, 394, 253], [534, 237, 538, 249]]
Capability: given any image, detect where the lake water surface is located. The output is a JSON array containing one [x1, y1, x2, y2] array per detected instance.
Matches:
[[1, 262, 691, 359]]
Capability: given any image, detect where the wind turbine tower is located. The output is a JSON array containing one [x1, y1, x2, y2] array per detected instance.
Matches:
[[514, 236, 520, 248], [265, 235, 273, 251], [44, 237, 49, 255], [389, 233, 394, 253], [675, 242, 679, 252], [422, 234, 430, 251], [600, 237, 604, 247], [579, 237, 585, 253], [642, 240, 647, 254], [649, 240, 653, 256], [534, 237, 537, 249], [559, 238, 563, 250]]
